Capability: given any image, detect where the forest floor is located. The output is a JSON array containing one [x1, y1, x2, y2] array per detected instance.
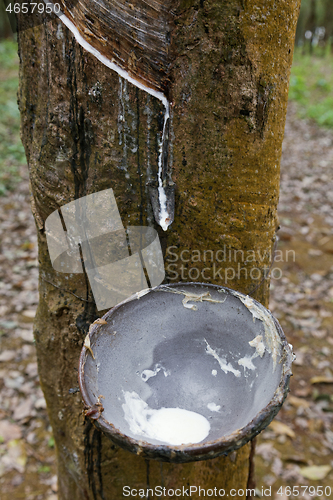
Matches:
[[0, 101, 333, 497], [254, 104, 333, 497]]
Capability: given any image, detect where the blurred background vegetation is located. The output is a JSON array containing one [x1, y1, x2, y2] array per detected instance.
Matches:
[[0, 1, 25, 196], [0, 0, 333, 196]]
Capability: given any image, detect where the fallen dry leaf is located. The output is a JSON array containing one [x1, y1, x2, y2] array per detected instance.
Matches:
[[256, 442, 279, 461], [0, 350, 17, 362], [0, 439, 27, 475], [0, 421, 22, 442], [94, 318, 107, 325], [268, 420, 296, 439], [12, 398, 33, 421], [34, 397, 47, 410], [20, 309, 36, 322], [25, 362, 38, 378], [310, 376, 333, 384], [18, 329, 34, 343], [294, 387, 311, 397], [299, 465, 331, 480], [288, 395, 310, 408], [285, 455, 309, 465], [84, 334, 95, 359]]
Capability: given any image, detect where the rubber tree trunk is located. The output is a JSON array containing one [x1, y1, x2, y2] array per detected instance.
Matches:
[[17, 1, 300, 498]]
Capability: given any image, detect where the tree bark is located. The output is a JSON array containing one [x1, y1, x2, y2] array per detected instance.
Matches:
[[17, 1, 300, 498]]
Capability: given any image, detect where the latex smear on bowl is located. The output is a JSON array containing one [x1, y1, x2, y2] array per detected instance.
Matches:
[[204, 339, 241, 377], [231, 291, 282, 370], [122, 391, 210, 446], [207, 402, 221, 412]]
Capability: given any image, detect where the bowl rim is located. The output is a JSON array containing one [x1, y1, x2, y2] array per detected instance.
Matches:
[[78, 282, 293, 463]]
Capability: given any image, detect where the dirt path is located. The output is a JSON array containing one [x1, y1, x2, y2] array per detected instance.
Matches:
[[255, 104, 333, 496], [0, 104, 332, 498]]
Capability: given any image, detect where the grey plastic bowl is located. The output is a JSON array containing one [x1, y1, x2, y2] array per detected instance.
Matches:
[[78, 282, 293, 463]]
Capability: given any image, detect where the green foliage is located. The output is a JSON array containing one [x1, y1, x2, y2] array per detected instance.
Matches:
[[48, 436, 55, 448], [289, 49, 333, 128], [295, 0, 333, 49], [0, 1, 15, 40], [38, 465, 51, 473], [0, 39, 26, 196]]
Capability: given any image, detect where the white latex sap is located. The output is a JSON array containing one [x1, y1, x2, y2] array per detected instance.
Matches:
[[122, 391, 210, 446], [44, 0, 173, 232]]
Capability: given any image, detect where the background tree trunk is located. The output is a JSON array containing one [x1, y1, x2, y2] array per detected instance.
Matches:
[[17, 1, 300, 498]]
